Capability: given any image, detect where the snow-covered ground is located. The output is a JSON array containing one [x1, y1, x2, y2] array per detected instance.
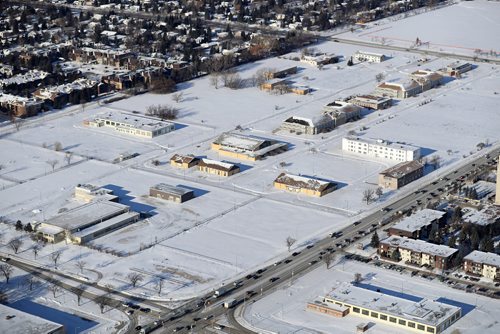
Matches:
[[241, 258, 500, 334]]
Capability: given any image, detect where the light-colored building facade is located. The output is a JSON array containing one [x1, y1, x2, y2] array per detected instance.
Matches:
[[0, 93, 43, 118], [274, 173, 337, 197], [409, 70, 443, 91], [463, 251, 500, 280], [342, 136, 421, 162], [74, 184, 117, 203], [170, 154, 200, 169], [212, 133, 287, 161], [375, 80, 422, 99], [378, 160, 424, 190], [84, 111, 175, 138], [322, 101, 362, 127], [353, 51, 386, 63], [197, 158, 240, 177], [280, 115, 334, 135], [322, 283, 461, 334], [445, 62, 472, 77], [379, 236, 457, 270], [349, 95, 392, 110]]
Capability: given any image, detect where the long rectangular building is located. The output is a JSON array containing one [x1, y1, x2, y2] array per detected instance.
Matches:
[[323, 283, 461, 334], [379, 160, 424, 190], [198, 158, 240, 177], [463, 250, 500, 280], [379, 236, 457, 270], [342, 136, 421, 162], [212, 133, 287, 161], [388, 209, 446, 239], [273, 173, 337, 197]]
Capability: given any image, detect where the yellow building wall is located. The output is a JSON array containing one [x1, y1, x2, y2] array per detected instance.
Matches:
[[273, 182, 322, 197], [400, 249, 412, 263], [422, 253, 431, 266], [170, 160, 189, 169], [483, 265, 498, 280], [211, 143, 258, 161]]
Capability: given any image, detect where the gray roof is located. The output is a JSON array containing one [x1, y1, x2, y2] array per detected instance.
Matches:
[[0, 304, 63, 334], [380, 160, 424, 179], [390, 209, 445, 233], [381, 235, 458, 258], [464, 250, 500, 268], [150, 183, 194, 196]]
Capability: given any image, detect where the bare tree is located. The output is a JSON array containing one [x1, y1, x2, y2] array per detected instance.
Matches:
[[48, 283, 60, 298], [51, 250, 63, 268], [11, 117, 24, 131], [64, 152, 73, 165], [73, 285, 84, 306], [286, 236, 297, 252], [354, 272, 363, 284], [32, 244, 42, 259], [24, 275, 38, 291], [155, 277, 165, 296], [95, 295, 108, 314], [54, 141, 63, 151], [375, 73, 386, 83], [362, 188, 375, 204], [375, 187, 383, 198], [75, 260, 86, 274], [209, 73, 220, 89], [127, 272, 144, 287], [146, 104, 179, 120], [323, 252, 335, 269], [0, 264, 14, 283], [46, 159, 59, 172], [8, 238, 23, 254], [172, 92, 184, 103]]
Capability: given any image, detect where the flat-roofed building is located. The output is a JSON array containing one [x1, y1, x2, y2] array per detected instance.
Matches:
[[212, 133, 287, 161], [323, 100, 362, 127], [378, 160, 424, 190], [149, 183, 194, 203], [342, 136, 421, 162], [388, 209, 446, 239], [71, 211, 139, 244], [74, 184, 117, 203], [274, 173, 337, 197], [84, 111, 175, 138], [462, 206, 500, 229], [259, 79, 290, 91], [280, 115, 334, 135], [198, 158, 240, 177], [375, 80, 422, 99], [307, 300, 349, 318], [463, 250, 500, 280], [267, 66, 297, 79], [301, 53, 339, 67], [353, 51, 386, 63], [379, 236, 457, 270], [349, 95, 392, 110], [409, 70, 443, 91], [445, 61, 472, 77], [323, 282, 461, 334], [170, 154, 200, 169], [0, 303, 65, 334]]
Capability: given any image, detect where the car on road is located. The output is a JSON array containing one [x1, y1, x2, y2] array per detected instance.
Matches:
[[273, 261, 282, 266], [308, 260, 317, 265], [284, 259, 292, 264], [269, 277, 279, 282], [256, 268, 266, 274], [140, 307, 151, 313], [1, 257, 10, 262], [135, 326, 142, 331], [126, 310, 134, 315], [130, 304, 140, 310], [173, 326, 184, 332], [245, 274, 253, 279], [306, 244, 314, 249], [292, 252, 300, 256], [353, 221, 362, 226]]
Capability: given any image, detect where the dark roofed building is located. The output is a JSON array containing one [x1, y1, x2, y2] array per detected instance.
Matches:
[[150, 183, 194, 203], [378, 160, 424, 190]]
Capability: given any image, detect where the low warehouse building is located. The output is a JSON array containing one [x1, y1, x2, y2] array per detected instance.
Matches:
[[0, 303, 65, 334], [198, 158, 240, 177], [170, 154, 200, 169], [274, 173, 337, 197], [149, 183, 195, 203], [280, 115, 334, 135], [71, 211, 139, 244], [349, 95, 392, 110], [212, 132, 287, 161]]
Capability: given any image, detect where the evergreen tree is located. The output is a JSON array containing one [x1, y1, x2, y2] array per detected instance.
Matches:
[[479, 236, 494, 253], [447, 235, 457, 248], [15, 220, 23, 231], [347, 57, 353, 66], [470, 227, 480, 250], [370, 232, 380, 248], [391, 249, 400, 261]]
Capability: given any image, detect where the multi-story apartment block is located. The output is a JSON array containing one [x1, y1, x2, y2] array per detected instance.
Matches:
[[353, 51, 386, 63], [84, 111, 175, 138], [463, 251, 500, 280], [342, 136, 421, 162], [379, 236, 457, 270], [378, 160, 424, 190], [0, 93, 43, 117], [388, 209, 446, 239]]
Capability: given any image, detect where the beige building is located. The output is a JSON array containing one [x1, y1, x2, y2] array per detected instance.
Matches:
[[198, 158, 240, 177], [274, 173, 337, 197], [212, 132, 287, 161], [375, 80, 422, 99], [342, 136, 421, 162], [170, 154, 200, 169], [463, 251, 500, 280], [84, 111, 175, 138], [349, 95, 392, 110], [378, 160, 424, 190], [409, 70, 443, 91], [74, 184, 117, 202], [445, 61, 473, 77], [322, 282, 461, 334]]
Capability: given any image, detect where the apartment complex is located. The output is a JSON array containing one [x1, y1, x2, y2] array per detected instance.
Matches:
[[149, 183, 194, 203], [212, 133, 287, 161], [198, 158, 240, 177], [84, 111, 175, 138], [348, 94, 392, 110], [342, 136, 421, 162], [353, 51, 386, 63], [0, 93, 43, 117], [463, 251, 500, 280], [388, 209, 447, 239], [378, 160, 424, 190], [170, 154, 200, 169], [33, 78, 98, 108], [322, 283, 461, 334], [274, 173, 337, 197], [379, 236, 457, 270]]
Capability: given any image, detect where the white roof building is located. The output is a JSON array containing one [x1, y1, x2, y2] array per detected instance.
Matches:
[[390, 209, 446, 235], [342, 136, 421, 162]]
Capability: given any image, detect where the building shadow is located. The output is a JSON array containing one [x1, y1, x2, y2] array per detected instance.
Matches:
[[435, 297, 475, 316], [176, 184, 209, 197], [102, 184, 157, 216], [354, 283, 424, 302]]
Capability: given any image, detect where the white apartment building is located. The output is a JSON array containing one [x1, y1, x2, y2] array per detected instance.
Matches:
[[84, 111, 175, 138], [342, 136, 421, 162], [353, 51, 386, 63]]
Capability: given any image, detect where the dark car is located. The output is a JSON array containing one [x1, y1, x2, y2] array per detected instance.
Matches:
[[306, 244, 314, 249], [269, 277, 279, 282], [140, 307, 151, 313], [353, 221, 361, 226], [292, 252, 300, 256], [284, 259, 292, 264]]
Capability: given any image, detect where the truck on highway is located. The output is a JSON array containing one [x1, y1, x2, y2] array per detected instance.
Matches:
[[223, 299, 237, 308], [213, 286, 229, 298]]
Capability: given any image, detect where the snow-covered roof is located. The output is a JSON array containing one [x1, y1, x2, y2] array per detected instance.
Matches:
[[199, 158, 238, 172], [464, 250, 500, 268], [0, 303, 64, 334], [43, 200, 129, 232], [326, 283, 460, 327], [0, 93, 42, 106], [390, 209, 446, 233], [381, 235, 458, 258], [92, 111, 175, 132], [377, 80, 420, 92], [150, 183, 194, 196], [0, 70, 48, 87], [72, 211, 139, 239], [283, 115, 331, 127], [170, 154, 199, 164], [213, 132, 287, 157], [354, 50, 385, 58], [462, 205, 500, 226], [344, 136, 420, 152], [34, 78, 97, 98], [274, 173, 335, 192], [380, 160, 424, 179]]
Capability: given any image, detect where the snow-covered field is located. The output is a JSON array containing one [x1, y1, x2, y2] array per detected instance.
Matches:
[[241, 258, 500, 334]]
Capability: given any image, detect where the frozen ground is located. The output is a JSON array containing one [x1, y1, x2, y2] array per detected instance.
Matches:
[[241, 258, 500, 334], [337, 0, 500, 58]]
